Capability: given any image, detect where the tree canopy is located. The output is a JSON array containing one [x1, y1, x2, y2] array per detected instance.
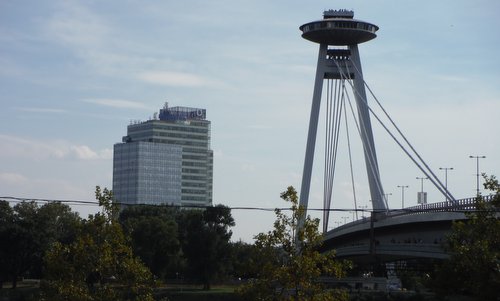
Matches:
[[119, 203, 236, 287], [120, 205, 182, 280], [433, 175, 500, 300], [40, 187, 155, 301], [0, 200, 81, 288], [178, 205, 235, 290], [239, 186, 351, 301]]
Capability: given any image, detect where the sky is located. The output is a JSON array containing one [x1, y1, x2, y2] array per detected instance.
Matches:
[[1, 0, 499, 242]]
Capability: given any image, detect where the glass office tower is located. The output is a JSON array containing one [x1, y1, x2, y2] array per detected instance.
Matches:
[[113, 103, 213, 207]]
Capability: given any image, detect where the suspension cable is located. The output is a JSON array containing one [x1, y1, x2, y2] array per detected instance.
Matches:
[[343, 80, 359, 220], [341, 60, 388, 209], [364, 83, 455, 202], [323, 74, 349, 232], [349, 60, 456, 202], [323, 79, 333, 230], [339, 58, 456, 203]]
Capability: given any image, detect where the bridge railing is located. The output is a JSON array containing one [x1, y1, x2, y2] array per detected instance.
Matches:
[[327, 195, 495, 233], [386, 195, 494, 218]]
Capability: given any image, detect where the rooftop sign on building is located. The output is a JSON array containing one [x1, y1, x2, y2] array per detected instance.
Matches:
[[159, 102, 206, 121]]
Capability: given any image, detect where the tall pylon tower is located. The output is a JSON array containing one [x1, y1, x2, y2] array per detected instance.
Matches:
[[298, 10, 387, 220]]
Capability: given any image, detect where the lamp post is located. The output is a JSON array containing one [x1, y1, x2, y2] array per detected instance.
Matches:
[[416, 176, 429, 204], [384, 193, 392, 207], [469, 155, 486, 195], [416, 177, 428, 193], [358, 205, 368, 218], [397, 185, 409, 209], [439, 167, 454, 203]]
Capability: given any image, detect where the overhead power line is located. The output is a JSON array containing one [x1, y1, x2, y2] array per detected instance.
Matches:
[[0, 196, 497, 213]]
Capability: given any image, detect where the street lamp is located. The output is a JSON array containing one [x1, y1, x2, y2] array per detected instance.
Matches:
[[416, 177, 429, 192], [384, 193, 392, 207], [397, 185, 409, 209], [439, 167, 454, 203], [358, 205, 368, 218], [469, 155, 486, 195], [416, 177, 429, 204]]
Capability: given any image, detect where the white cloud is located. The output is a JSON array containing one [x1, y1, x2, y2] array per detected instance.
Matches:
[[0, 134, 111, 161], [98, 148, 113, 160], [241, 164, 256, 172], [15, 107, 67, 114], [432, 74, 468, 82], [0, 134, 66, 159], [46, 2, 109, 50], [0, 57, 27, 78], [71, 145, 97, 160], [42, 1, 128, 76], [0, 173, 99, 210], [137, 71, 215, 87], [0, 172, 28, 185], [247, 124, 272, 130], [213, 149, 224, 159], [70, 145, 112, 160], [82, 98, 150, 109]]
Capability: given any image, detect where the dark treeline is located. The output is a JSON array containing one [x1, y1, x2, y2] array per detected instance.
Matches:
[[1, 177, 498, 300], [0, 201, 80, 288], [0, 196, 258, 291], [119, 203, 242, 289]]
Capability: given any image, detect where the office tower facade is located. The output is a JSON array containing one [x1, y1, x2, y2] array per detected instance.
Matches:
[[113, 103, 213, 207]]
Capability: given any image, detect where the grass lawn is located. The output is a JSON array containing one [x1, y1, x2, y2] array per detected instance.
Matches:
[[155, 284, 242, 301], [0, 280, 40, 301]]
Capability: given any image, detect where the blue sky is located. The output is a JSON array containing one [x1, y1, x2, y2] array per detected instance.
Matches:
[[1, 0, 499, 241]]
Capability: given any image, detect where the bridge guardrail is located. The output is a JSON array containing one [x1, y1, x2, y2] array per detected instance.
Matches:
[[328, 195, 495, 233], [387, 195, 494, 218]]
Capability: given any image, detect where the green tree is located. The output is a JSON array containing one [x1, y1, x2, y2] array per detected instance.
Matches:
[[433, 175, 500, 300], [179, 205, 235, 290], [239, 186, 350, 301], [41, 187, 155, 301], [0, 200, 81, 288], [230, 240, 262, 280], [30, 202, 81, 278], [120, 205, 182, 280], [0, 200, 25, 288]]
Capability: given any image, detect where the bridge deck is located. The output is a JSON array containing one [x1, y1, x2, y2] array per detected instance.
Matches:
[[323, 196, 493, 262]]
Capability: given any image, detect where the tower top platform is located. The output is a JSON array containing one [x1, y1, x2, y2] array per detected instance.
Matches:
[[300, 10, 378, 45]]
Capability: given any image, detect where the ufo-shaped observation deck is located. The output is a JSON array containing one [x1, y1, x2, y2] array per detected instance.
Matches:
[[300, 10, 378, 45]]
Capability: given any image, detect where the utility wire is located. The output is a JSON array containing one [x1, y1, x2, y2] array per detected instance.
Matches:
[[0, 196, 496, 213]]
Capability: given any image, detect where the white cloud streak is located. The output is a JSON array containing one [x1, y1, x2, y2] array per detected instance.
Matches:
[[46, 2, 110, 51], [41, 2, 205, 85], [0, 172, 97, 206], [0, 134, 112, 161], [15, 107, 67, 114], [43, 1, 139, 77], [432, 74, 469, 82], [70, 145, 113, 160], [0, 172, 28, 185], [82, 98, 150, 109], [137, 71, 216, 87]]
